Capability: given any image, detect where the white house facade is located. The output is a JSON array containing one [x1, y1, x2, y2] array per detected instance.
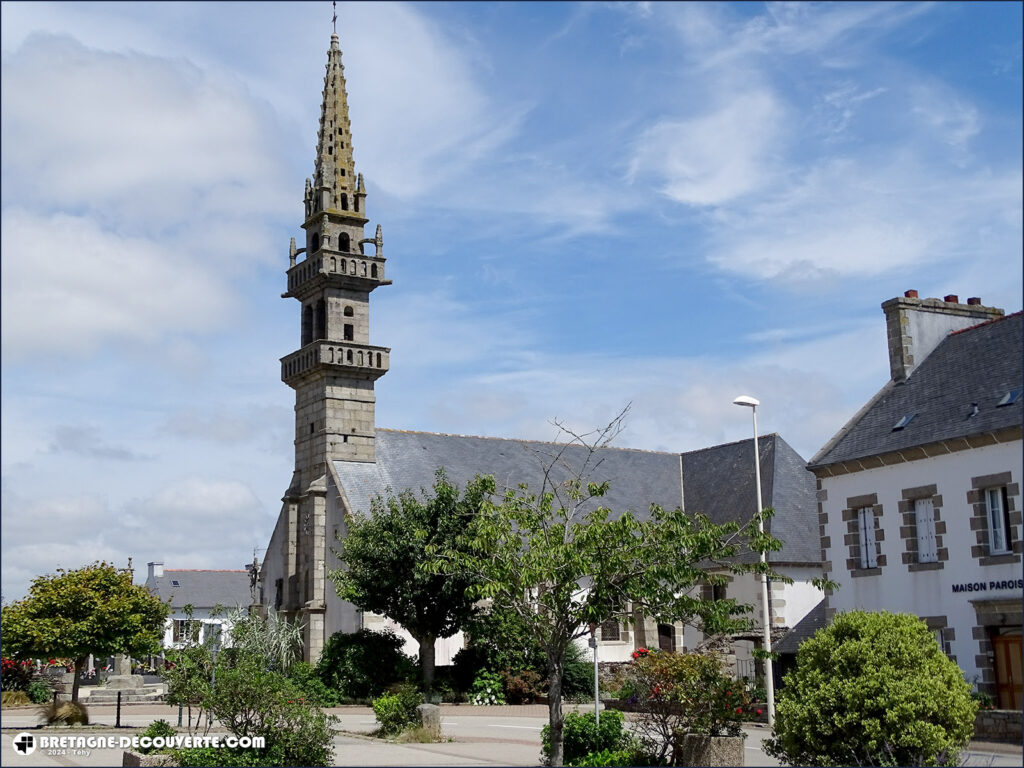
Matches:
[[810, 292, 1022, 709], [146, 562, 254, 650]]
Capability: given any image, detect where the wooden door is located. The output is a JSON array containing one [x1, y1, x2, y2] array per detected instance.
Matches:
[[993, 634, 1022, 710]]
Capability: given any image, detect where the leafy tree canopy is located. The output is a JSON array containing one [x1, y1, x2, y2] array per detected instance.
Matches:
[[1, 561, 169, 702], [428, 409, 782, 766], [330, 469, 492, 689]]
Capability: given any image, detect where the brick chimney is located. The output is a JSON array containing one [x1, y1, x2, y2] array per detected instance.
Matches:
[[147, 561, 164, 580], [882, 291, 1003, 382]]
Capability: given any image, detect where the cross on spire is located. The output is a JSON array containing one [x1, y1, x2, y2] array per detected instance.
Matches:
[[332, 1, 337, 34]]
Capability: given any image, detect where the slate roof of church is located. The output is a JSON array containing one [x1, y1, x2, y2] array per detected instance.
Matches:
[[333, 430, 819, 564], [147, 570, 251, 611], [809, 312, 1023, 469]]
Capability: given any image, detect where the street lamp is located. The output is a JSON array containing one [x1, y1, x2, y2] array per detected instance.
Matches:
[[732, 395, 776, 728]]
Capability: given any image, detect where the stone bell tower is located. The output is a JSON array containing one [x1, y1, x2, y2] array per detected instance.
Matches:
[[275, 31, 391, 659]]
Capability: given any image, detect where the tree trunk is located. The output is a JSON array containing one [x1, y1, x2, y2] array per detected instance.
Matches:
[[418, 635, 436, 693], [72, 657, 85, 704], [547, 658, 565, 766]]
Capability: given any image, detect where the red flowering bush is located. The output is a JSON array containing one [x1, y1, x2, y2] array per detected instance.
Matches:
[[1, 657, 34, 691], [623, 651, 749, 764]]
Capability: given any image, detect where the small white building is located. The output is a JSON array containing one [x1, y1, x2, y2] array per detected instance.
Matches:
[[810, 292, 1022, 709], [146, 562, 253, 649]]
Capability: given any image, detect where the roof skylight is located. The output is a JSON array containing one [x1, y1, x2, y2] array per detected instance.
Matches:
[[997, 388, 1022, 407], [171, 580, 180, 587], [892, 413, 916, 431]]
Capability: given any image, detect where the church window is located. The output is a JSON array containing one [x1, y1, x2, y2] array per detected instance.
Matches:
[[302, 305, 313, 346], [361, 262, 367, 277], [346, 349, 353, 363], [340, 259, 347, 274], [328, 146, 333, 155], [344, 306, 354, 317], [601, 619, 620, 642], [340, 233, 350, 252], [341, 194, 349, 210], [315, 300, 326, 341], [344, 324, 354, 341], [350, 259, 356, 273], [371, 264, 378, 278], [309, 423, 314, 435], [311, 232, 320, 252], [354, 196, 359, 212], [341, 168, 346, 176], [357, 351, 364, 366], [376, 353, 382, 368]]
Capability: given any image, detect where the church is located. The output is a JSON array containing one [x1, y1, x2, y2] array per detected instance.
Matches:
[[258, 31, 824, 666]]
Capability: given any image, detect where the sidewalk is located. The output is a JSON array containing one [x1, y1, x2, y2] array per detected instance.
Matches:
[[3, 703, 1021, 767]]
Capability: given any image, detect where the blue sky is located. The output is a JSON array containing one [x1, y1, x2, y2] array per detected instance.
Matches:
[[2, 1, 1021, 600]]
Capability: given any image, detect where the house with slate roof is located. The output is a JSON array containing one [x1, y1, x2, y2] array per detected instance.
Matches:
[[809, 292, 1023, 709], [146, 562, 253, 649], [258, 31, 824, 670]]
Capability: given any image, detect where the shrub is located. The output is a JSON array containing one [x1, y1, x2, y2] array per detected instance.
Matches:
[[621, 650, 748, 764], [451, 645, 489, 694], [503, 668, 544, 704], [372, 683, 422, 735], [26, 680, 53, 704], [138, 719, 177, 754], [2, 690, 32, 706], [286, 661, 340, 707], [40, 700, 89, 725], [559, 642, 594, 701], [2, 658, 34, 691], [316, 629, 415, 700], [571, 746, 648, 767], [174, 746, 269, 767], [470, 670, 506, 705], [541, 710, 631, 766], [204, 657, 336, 767], [765, 611, 976, 767]]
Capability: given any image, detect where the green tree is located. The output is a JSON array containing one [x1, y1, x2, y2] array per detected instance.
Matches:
[[1, 561, 169, 703], [765, 611, 976, 767], [430, 410, 780, 766], [330, 470, 491, 691]]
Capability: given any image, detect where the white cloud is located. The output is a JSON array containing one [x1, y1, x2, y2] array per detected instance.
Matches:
[[1, 210, 235, 356], [341, 3, 522, 200], [1, 478, 271, 601], [630, 91, 784, 206], [704, 158, 1022, 282]]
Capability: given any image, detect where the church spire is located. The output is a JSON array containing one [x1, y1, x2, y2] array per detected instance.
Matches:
[[306, 28, 363, 219]]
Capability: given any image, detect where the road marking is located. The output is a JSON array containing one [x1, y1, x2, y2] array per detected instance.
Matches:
[[488, 724, 542, 730]]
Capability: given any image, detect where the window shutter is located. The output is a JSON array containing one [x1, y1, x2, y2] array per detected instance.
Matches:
[[988, 488, 1007, 553], [859, 508, 877, 569], [915, 499, 937, 563]]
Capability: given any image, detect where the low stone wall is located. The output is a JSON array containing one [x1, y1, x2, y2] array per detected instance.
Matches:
[[974, 709, 1022, 743]]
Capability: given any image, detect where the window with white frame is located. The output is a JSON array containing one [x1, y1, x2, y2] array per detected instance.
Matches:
[[986, 487, 1012, 554], [858, 507, 877, 569], [915, 498, 938, 563]]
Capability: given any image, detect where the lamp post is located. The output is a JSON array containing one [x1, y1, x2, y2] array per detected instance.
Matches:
[[732, 395, 776, 728], [588, 625, 599, 724]]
